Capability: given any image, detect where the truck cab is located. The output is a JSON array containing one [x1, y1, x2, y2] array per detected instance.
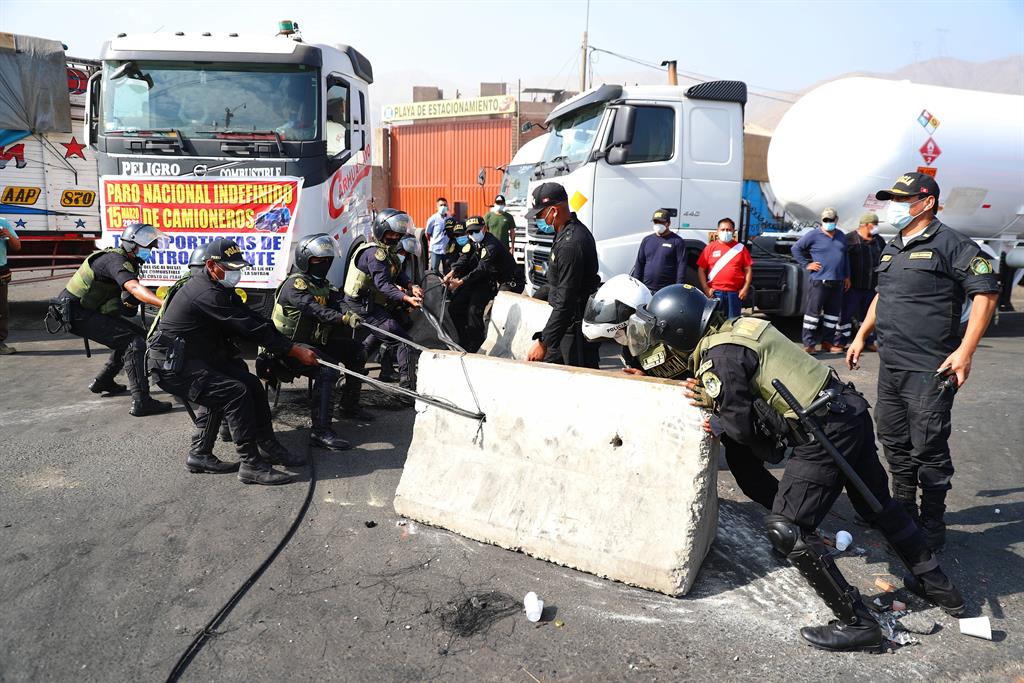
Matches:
[[523, 82, 746, 294], [499, 133, 549, 265]]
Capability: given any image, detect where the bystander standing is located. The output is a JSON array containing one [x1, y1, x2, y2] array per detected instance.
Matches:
[[836, 212, 885, 350], [696, 218, 752, 318], [425, 197, 450, 274], [791, 207, 850, 354]]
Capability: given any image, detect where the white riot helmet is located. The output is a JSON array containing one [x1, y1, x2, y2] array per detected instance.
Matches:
[[582, 274, 653, 345]]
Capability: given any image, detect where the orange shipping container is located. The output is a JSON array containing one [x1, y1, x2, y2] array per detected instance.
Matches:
[[389, 118, 512, 226]]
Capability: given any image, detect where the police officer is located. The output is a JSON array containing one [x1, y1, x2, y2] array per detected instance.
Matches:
[[55, 222, 171, 416], [628, 284, 964, 651], [272, 233, 371, 451], [343, 208, 423, 392], [445, 215, 522, 352], [584, 275, 780, 510], [525, 182, 601, 367], [441, 217, 464, 274], [148, 238, 319, 485], [847, 172, 999, 549]]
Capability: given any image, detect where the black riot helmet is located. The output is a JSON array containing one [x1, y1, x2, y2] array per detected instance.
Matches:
[[372, 208, 413, 244], [188, 240, 220, 270], [294, 233, 336, 281], [626, 284, 720, 357], [120, 222, 165, 249]]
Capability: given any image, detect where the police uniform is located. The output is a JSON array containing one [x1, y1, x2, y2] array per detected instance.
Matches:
[[148, 259, 300, 483], [687, 314, 960, 649], [873, 216, 998, 541], [538, 212, 600, 367], [449, 219, 522, 353], [273, 272, 368, 429], [56, 247, 164, 412], [343, 239, 417, 387]]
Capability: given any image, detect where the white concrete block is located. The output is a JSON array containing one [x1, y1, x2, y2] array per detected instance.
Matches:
[[480, 291, 553, 360], [394, 350, 719, 596]]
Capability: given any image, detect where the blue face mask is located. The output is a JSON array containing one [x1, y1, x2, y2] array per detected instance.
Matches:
[[456, 235, 469, 246], [136, 247, 152, 261], [823, 222, 836, 233], [535, 218, 555, 234]]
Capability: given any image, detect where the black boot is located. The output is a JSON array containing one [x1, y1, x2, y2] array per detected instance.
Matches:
[[129, 394, 173, 417], [800, 602, 883, 653], [185, 410, 239, 474], [311, 372, 350, 451], [89, 377, 128, 395], [258, 437, 307, 467], [904, 568, 965, 616], [339, 405, 375, 421], [893, 482, 920, 523], [919, 490, 947, 551], [237, 442, 293, 485], [218, 422, 233, 443]]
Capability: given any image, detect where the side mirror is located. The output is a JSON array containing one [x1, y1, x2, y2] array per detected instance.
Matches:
[[84, 70, 101, 147], [521, 121, 534, 134], [604, 105, 636, 166], [110, 61, 135, 80], [477, 167, 486, 186]]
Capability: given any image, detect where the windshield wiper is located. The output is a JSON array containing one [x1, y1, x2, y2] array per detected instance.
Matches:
[[106, 128, 185, 153], [196, 129, 284, 156]]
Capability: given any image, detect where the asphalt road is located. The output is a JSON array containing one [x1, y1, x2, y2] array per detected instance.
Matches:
[[1, 279, 1021, 682]]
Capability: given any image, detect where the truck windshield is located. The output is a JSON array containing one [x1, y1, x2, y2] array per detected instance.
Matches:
[[540, 103, 605, 169], [500, 164, 533, 206], [101, 61, 319, 141]]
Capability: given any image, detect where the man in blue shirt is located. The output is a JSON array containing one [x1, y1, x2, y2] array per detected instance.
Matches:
[[0, 217, 22, 355], [791, 207, 850, 354], [425, 197, 450, 274], [630, 208, 687, 293]]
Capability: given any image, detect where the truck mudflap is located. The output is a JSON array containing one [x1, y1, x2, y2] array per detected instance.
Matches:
[[394, 349, 718, 596]]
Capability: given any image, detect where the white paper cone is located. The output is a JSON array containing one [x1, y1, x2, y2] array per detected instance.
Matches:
[[959, 616, 992, 640]]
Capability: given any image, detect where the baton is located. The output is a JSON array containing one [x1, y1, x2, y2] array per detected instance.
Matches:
[[771, 378, 883, 515]]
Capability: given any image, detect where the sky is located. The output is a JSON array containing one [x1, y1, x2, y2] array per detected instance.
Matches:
[[3, 0, 1022, 106]]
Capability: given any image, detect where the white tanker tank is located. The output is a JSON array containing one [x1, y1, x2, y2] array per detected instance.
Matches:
[[768, 77, 1024, 253]]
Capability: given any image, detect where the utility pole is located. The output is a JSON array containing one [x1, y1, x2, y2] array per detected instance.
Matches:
[[580, 0, 590, 92]]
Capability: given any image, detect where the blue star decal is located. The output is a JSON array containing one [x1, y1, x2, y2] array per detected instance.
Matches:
[[75, 219, 86, 228], [14, 219, 27, 228]]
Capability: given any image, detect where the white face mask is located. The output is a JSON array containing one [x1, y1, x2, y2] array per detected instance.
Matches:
[[887, 197, 927, 230], [397, 253, 407, 264], [469, 231, 485, 243], [438, 205, 449, 216], [653, 222, 669, 235], [495, 204, 505, 213], [219, 269, 242, 288], [869, 226, 880, 236], [718, 230, 734, 243]]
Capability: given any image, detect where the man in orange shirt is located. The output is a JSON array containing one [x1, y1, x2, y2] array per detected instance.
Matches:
[[696, 218, 752, 318]]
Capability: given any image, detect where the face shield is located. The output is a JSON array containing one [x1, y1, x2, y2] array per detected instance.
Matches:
[[383, 212, 414, 236], [398, 235, 421, 257], [626, 307, 659, 357]]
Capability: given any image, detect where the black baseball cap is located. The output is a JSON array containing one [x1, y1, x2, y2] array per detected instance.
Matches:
[[205, 238, 252, 270], [525, 182, 569, 219], [876, 172, 941, 201], [652, 208, 671, 223], [465, 215, 485, 232], [494, 194, 506, 205]]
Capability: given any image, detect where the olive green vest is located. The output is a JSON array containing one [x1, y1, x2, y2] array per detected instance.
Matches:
[[691, 317, 830, 419], [272, 273, 332, 345], [343, 241, 400, 304], [65, 248, 132, 314], [636, 342, 690, 380]]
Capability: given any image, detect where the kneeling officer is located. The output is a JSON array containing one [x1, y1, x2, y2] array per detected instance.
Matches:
[[55, 222, 171, 416], [148, 238, 318, 485], [626, 284, 964, 652], [272, 233, 370, 451]]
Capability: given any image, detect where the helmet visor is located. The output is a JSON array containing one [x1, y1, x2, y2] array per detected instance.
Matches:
[[626, 310, 656, 357], [584, 293, 637, 326], [383, 213, 414, 236], [398, 235, 421, 257]]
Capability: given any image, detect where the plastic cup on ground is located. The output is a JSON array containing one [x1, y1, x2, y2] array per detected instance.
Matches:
[[959, 616, 992, 640], [835, 530, 853, 551], [524, 591, 544, 622]]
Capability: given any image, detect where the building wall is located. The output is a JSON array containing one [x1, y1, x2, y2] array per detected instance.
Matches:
[[389, 118, 513, 226]]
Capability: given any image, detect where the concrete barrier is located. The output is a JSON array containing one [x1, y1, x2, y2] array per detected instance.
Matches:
[[480, 291, 553, 360], [394, 350, 718, 596]]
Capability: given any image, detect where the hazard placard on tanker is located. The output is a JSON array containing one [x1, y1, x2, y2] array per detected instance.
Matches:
[[99, 176, 304, 287]]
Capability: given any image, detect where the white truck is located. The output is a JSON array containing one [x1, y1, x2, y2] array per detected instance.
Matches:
[[498, 133, 549, 265], [85, 20, 375, 314], [523, 82, 773, 303], [0, 34, 100, 281]]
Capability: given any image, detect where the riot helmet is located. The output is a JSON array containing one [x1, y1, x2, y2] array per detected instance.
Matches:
[[121, 222, 165, 250], [582, 274, 652, 345], [626, 284, 719, 357], [372, 208, 413, 244], [295, 233, 336, 281]]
